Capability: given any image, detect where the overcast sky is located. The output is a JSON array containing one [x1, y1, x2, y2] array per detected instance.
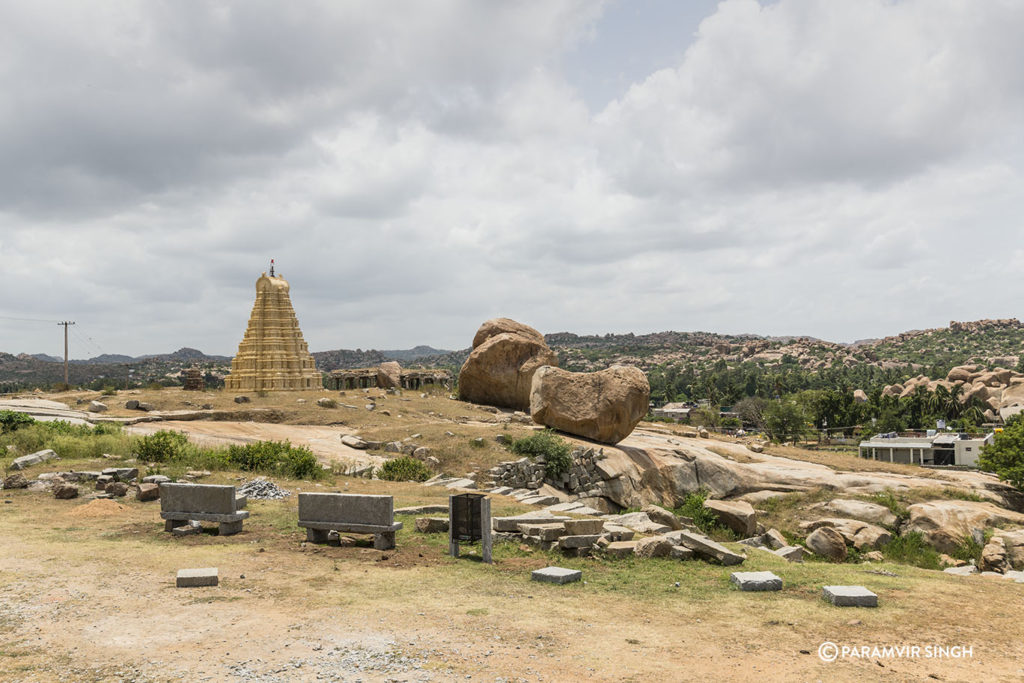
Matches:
[[2, 0, 1023, 359]]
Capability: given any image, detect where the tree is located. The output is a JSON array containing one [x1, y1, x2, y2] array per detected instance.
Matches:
[[735, 396, 767, 430], [978, 415, 1024, 490], [763, 400, 807, 443]]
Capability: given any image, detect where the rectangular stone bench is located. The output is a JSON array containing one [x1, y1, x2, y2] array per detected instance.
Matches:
[[298, 493, 402, 550], [159, 483, 249, 536]]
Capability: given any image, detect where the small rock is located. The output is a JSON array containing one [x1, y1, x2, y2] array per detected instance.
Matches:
[[53, 483, 79, 499]]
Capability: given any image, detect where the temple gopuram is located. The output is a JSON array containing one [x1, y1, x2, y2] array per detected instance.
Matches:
[[224, 265, 322, 392]]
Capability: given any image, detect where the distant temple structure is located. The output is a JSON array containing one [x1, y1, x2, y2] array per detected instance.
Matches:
[[182, 365, 205, 391], [224, 265, 322, 392]]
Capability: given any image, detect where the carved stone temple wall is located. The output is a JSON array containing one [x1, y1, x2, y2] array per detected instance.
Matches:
[[224, 272, 322, 392]]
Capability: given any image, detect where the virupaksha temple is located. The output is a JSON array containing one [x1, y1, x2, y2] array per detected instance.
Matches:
[[223, 266, 322, 391]]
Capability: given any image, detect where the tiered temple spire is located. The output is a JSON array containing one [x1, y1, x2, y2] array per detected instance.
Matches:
[[224, 270, 322, 391]]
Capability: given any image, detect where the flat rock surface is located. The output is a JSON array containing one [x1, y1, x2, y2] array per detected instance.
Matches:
[[531, 567, 582, 584], [822, 585, 878, 607], [176, 568, 219, 587], [730, 571, 783, 591]]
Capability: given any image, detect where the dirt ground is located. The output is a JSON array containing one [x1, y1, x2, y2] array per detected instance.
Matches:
[[3, 482, 1024, 683]]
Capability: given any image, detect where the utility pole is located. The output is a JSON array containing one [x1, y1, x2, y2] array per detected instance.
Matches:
[[58, 321, 75, 388]]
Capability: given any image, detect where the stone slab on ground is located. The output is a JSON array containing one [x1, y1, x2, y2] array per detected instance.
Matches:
[[730, 571, 783, 591], [531, 567, 582, 585], [395, 505, 449, 515], [492, 512, 570, 532], [604, 541, 639, 557], [774, 545, 806, 562], [171, 524, 202, 537], [176, 568, 219, 587], [546, 501, 587, 513], [943, 565, 978, 576], [518, 522, 566, 541], [564, 519, 605, 535], [822, 585, 878, 607], [519, 495, 560, 506], [11, 449, 58, 470], [602, 524, 635, 542], [670, 545, 694, 560], [488, 486, 514, 496], [443, 478, 477, 490], [668, 530, 745, 566], [558, 534, 601, 549]]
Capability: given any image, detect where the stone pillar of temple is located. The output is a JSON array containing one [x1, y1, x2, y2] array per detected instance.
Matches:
[[224, 272, 322, 392]]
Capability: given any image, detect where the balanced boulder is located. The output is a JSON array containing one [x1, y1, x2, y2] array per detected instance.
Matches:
[[459, 319, 557, 411], [529, 365, 649, 444], [377, 361, 402, 389], [806, 526, 847, 561]]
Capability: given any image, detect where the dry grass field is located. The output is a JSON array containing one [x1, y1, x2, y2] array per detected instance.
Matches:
[[2, 389, 1024, 681]]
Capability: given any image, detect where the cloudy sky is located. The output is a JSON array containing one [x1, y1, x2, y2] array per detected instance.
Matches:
[[2, 0, 1023, 359]]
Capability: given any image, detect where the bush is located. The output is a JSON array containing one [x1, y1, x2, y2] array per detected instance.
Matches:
[[0, 410, 35, 434], [979, 414, 1024, 490], [509, 429, 572, 479], [1, 420, 133, 461], [377, 456, 431, 482], [676, 489, 727, 537], [135, 430, 192, 463], [951, 533, 986, 565], [226, 441, 324, 480], [881, 532, 942, 570], [100, 386, 117, 396]]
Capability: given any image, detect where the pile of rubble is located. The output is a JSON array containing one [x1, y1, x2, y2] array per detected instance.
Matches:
[[485, 446, 614, 496], [238, 478, 291, 500]]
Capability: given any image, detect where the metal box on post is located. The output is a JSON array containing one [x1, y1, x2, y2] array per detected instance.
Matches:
[[449, 493, 492, 563]]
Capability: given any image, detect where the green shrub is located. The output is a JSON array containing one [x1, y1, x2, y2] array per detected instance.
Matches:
[[100, 386, 117, 396], [134, 430, 192, 463], [509, 429, 572, 479], [676, 489, 729, 537], [1, 420, 132, 461], [867, 490, 909, 525], [881, 532, 942, 570], [377, 456, 431, 482], [0, 410, 35, 434], [951, 534, 985, 565], [941, 487, 986, 503], [226, 441, 323, 479]]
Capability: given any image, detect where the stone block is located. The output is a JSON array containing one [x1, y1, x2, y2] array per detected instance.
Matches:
[[298, 493, 393, 526], [669, 530, 745, 566], [492, 513, 569, 532], [518, 495, 560, 506], [161, 483, 239, 515], [176, 568, 218, 588], [105, 482, 129, 497], [730, 571, 783, 592], [136, 483, 160, 502], [774, 545, 806, 563], [670, 545, 694, 560], [822, 585, 878, 607], [95, 475, 113, 491], [604, 540, 639, 557], [602, 524, 635, 542], [563, 519, 605, 535], [518, 523, 566, 541], [558, 534, 602, 549], [101, 467, 139, 482], [395, 505, 449, 515], [531, 567, 582, 585], [11, 449, 58, 470], [172, 523, 202, 536], [142, 475, 171, 484], [415, 517, 449, 533], [53, 483, 79, 499]]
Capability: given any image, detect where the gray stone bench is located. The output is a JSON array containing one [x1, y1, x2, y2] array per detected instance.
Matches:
[[159, 483, 249, 536], [298, 493, 402, 550]]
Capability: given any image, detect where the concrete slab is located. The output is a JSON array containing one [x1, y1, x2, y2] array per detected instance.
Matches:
[[492, 513, 570, 532], [395, 504, 448, 515], [531, 567, 582, 585], [299, 492, 393, 526], [823, 585, 878, 607], [160, 483, 238, 515], [730, 571, 783, 591], [603, 541, 639, 558], [176, 568, 218, 587]]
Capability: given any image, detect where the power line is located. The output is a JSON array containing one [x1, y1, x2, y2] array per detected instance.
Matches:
[[0, 315, 62, 324]]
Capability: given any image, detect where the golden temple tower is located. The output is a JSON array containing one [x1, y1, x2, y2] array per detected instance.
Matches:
[[224, 267, 322, 391]]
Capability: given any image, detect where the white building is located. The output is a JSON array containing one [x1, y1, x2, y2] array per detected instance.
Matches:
[[858, 433, 993, 467]]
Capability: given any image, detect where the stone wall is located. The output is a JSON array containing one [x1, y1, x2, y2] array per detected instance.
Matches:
[[486, 446, 609, 497]]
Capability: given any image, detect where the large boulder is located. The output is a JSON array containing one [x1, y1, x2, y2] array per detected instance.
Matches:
[[377, 361, 402, 389], [703, 499, 757, 537], [947, 365, 979, 383], [641, 504, 683, 531], [472, 318, 547, 349], [529, 365, 649, 444], [459, 320, 557, 411], [805, 527, 847, 561], [996, 529, 1024, 570], [904, 500, 1024, 554], [980, 536, 1010, 573]]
